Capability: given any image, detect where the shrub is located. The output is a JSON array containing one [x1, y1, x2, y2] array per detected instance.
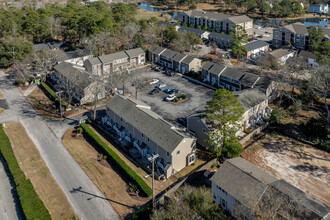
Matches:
[[132, 206, 153, 220], [76, 127, 83, 135], [41, 82, 58, 100], [0, 127, 50, 219], [181, 94, 187, 99], [173, 97, 179, 102], [211, 163, 217, 168], [270, 109, 289, 125], [80, 123, 152, 197], [86, 118, 92, 124], [40, 82, 67, 107]]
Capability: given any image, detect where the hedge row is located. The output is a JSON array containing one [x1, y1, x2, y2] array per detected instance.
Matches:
[[80, 123, 153, 197], [40, 82, 67, 107], [0, 126, 51, 219], [41, 82, 58, 100]]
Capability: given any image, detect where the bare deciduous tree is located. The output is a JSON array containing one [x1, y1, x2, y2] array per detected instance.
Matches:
[[122, 23, 140, 50]]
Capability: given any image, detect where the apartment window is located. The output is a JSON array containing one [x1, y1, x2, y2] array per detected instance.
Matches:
[[147, 137, 150, 142], [142, 133, 144, 137], [176, 150, 180, 156], [125, 122, 128, 126], [221, 198, 227, 208], [120, 117, 122, 121], [167, 152, 170, 157], [202, 128, 206, 133]]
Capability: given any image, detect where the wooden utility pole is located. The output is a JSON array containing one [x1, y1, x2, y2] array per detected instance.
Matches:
[[56, 91, 63, 118]]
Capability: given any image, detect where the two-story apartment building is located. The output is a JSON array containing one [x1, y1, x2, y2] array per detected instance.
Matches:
[[211, 157, 330, 219], [243, 40, 269, 60], [272, 22, 330, 50], [309, 4, 329, 14], [269, 49, 295, 65], [84, 48, 145, 76], [178, 26, 210, 40], [187, 88, 269, 148], [177, 10, 253, 34], [53, 62, 105, 105], [202, 62, 260, 91], [105, 95, 196, 178], [208, 32, 234, 49], [148, 46, 202, 73]]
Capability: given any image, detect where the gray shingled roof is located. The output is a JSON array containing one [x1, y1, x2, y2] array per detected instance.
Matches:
[[54, 62, 92, 89], [211, 157, 277, 208], [227, 15, 253, 24], [98, 51, 128, 64], [56, 49, 91, 62], [202, 61, 215, 70], [33, 43, 51, 52], [152, 46, 167, 55], [181, 55, 195, 64], [221, 68, 245, 80], [87, 57, 102, 65], [211, 157, 330, 218], [244, 40, 269, 52], [183, 10, 232, 21], [298, 50, 318, 59], [106, 96, 187, 153], [269, 49, 294, 59], [208, 63, 226, 76], [172, 53, 187, 62], [182, 10, 252, 23], [233, 88, 267, 110], [178, 26, 209, 37], [160, 49, 178, 59], [125, 48, 145, 58], [271, 180, 330, 219], [240, 72, 260, 88], [254, 76, 273, 91], [209, 32, 234, 41]]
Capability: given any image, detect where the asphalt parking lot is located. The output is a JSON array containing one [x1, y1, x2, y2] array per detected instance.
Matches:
[[251, 25, 274, 42], [125, 67, 215, 121]]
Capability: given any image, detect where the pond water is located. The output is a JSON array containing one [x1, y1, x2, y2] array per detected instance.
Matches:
[[254, 18, 329, 28], [139, 3, 178, 20]]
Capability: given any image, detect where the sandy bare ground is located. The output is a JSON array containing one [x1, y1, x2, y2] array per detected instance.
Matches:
[[242, 133, 330, 207]]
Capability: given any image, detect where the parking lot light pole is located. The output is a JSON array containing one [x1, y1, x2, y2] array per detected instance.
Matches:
[[148, 154, 159, 209]]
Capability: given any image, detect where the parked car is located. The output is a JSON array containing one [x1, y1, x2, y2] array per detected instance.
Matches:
[[164, 70, 176, 76], [153, 66, 162, 72], [156, 83, 166, 89], [149, 88, 161, 95], [150, 78, 159, 85], [165, 94, 176, 101], [164, 88, 178, 94]]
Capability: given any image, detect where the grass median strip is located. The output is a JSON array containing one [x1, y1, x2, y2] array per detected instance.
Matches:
[[80, 123, 153, 197], [0, 125, 51, 219], [4, 122, 76, 219]]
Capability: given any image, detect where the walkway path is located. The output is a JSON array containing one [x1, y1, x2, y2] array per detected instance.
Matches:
[[0, 70, 120, 220]]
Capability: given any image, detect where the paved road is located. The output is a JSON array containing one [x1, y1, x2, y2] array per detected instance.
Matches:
[[0, 157, 22, 220], [0, 70, 120, 220]]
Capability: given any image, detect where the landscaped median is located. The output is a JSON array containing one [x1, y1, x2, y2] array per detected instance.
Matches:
[[80, 123, 153, 197], [0, 126, 51, 219]]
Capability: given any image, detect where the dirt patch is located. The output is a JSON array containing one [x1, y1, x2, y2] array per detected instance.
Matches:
[[135, 8, 165, 21], [26, 86, 61, 120], [242, 133, 330, 207], [0, 89, 4, 100], [229, 58, 243, 66], [62, 128, 146, 218], [4, 122, 76, 220], [62, 127, 207, 218]]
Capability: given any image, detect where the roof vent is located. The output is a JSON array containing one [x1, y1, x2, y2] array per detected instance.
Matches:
[[202, 11, 206, 14]]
